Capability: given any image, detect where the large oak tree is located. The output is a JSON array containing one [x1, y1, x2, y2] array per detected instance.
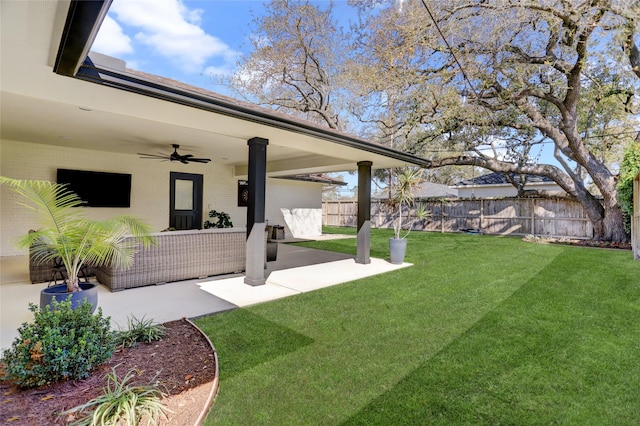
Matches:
[[228, 0, 639, 241], [350, 0, 638, 241]]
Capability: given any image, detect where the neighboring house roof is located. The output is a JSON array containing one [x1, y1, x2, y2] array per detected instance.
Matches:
[[373, 181, 458, 199], [416, 182, 459, 198], [452, 172, 556, 188]]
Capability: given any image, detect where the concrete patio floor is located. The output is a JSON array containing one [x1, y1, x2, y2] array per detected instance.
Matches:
[[1, 239, 410, 350]]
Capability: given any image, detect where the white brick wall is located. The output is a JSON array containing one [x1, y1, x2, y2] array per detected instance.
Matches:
[[1, 139, 322, 255], [265, 179, 322, 239]]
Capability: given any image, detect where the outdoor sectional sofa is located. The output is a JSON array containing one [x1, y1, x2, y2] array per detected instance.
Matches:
[[94, 228, 247, 291], [29, 234, 94, 284]]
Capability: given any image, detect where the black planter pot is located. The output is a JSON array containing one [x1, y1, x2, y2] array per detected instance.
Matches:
[[40, 282, 98, 313], [267, 241, 278, 262]]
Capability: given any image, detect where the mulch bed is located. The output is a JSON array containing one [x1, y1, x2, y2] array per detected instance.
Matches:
[[565, 240, 632, 250], [522, 236, 632, 251], [0, 318, 217, 425]]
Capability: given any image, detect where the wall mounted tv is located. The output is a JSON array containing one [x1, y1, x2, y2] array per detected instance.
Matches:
[[57, 169, 132, 208]]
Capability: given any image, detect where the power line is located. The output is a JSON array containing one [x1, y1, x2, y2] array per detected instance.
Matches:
[[419, 0, 476, 99]]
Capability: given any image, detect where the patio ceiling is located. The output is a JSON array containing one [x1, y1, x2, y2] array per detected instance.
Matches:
[[0, 0, 428, 178]]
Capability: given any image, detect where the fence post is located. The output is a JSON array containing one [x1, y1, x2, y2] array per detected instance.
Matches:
[[531, 198, 535, 236], [440, 200, 445, 233], [323, 201, 327, 226], [353, 201, 357, 225], [480, 199, 484, 230]]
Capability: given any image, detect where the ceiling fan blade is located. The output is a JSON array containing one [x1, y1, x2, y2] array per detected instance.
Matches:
[[138, 146, 210, 164], [138, 153, 171, 160]]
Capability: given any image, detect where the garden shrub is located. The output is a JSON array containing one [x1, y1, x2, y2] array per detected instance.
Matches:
[[60, 367, 169, 426], [617, 141, 640, 236], [1, 299, 116, 388], [115, 315, 165, 348], [203, 209, 233, 228]]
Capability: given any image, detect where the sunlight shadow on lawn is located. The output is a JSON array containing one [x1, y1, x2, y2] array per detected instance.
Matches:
[[195, 309, 314, 380]]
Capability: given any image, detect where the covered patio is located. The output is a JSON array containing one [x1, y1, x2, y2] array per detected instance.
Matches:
[[1, 1, 426, 352], [1, 0, 428, 287]]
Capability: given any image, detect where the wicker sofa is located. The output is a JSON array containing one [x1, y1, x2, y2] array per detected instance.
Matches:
[[94, 228, 247, 292], [29, 255, 94, 284], [29, 236, 94, 284]]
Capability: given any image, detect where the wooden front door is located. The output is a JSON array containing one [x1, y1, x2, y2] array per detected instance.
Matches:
[[169, 172, 203, 230]]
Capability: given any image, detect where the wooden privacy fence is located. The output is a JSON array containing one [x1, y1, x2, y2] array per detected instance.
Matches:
[[323, 198, 594, 239]]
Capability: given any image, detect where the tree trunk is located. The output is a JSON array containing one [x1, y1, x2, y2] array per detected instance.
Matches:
[[576, 157, 627, 242], [66, 276, 81, 293], [599, 201, 628, 242]]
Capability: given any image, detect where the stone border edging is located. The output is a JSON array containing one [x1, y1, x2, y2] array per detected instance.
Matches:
[[184, 317, 220, 426]]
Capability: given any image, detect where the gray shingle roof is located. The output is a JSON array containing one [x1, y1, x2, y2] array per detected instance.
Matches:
[[455, 172, 555, 186]]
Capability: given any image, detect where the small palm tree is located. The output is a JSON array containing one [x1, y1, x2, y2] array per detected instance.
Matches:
[[1, 177, 155, 293], [390, 168, 429, 239]]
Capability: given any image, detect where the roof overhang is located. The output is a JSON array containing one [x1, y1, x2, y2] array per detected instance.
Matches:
[[53, 0, 112, 76], [1, 0, 427, 178], [273, 174, 348, 185]]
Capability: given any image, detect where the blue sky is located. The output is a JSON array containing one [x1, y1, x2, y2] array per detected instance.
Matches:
[[93, 0, 262, 92], [92, 0, 358, 96]]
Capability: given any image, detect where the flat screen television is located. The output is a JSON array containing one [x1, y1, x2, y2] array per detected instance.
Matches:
[[56, 169, 132, 208]]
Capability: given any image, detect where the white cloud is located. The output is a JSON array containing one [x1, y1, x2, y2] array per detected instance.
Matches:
[[108, 0, 239, 74], [92, 15, 133, 56], [178, 1, 204, 25]]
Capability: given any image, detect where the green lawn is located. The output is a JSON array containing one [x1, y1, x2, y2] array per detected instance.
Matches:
[[195, 227, 640, 425]]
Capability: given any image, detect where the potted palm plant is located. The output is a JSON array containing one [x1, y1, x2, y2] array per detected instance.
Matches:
[[1, 177, 155, 311], [388, 168, 429, 264]]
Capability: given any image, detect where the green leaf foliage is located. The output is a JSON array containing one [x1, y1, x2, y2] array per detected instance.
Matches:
[[204, 210, 233, 228], [0, 177, 155, 292], [61, 368, 169, 426], [617, 142, 640, 234], [115, 315, 165, 349], [1, 299, 115, 388]]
